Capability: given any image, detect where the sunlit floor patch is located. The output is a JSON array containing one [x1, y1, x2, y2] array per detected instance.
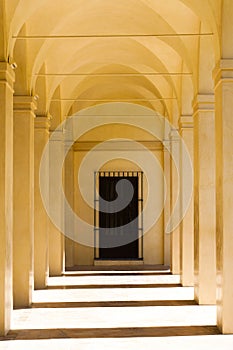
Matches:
[[33, 286, 194, 303], [1, 335, 233, 350], [47, 274, 180, 287], [12, 305, 216, 330]]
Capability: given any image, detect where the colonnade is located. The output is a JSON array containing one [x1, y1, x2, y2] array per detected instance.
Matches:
[[1, 0, 233, 336], [166, 65, 233, 335], [0, 67, 66, 335], [1, 59, 233, 335]]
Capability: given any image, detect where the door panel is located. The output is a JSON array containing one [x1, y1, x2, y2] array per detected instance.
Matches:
[[99, 176, 138, 259]]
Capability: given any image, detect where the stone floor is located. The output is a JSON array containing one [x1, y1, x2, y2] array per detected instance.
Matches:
[[1, 265, 233, 349]]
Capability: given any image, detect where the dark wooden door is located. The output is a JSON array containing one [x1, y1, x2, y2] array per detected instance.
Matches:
[[99, 176, 138, 259]]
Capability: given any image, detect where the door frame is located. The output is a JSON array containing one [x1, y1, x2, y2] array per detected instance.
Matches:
[[94, 171, 144, 260]]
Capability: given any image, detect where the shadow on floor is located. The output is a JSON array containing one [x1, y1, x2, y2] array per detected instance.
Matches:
[[46, 283, 182, 290], [65, 264, 170, 272], [4, 325, 220, 341], [31, 300, 197, 308]]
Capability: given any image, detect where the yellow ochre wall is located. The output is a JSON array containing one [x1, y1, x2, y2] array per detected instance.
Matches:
[[71, 120, 165, 266]]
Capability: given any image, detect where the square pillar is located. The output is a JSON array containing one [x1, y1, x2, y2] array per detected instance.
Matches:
[[13, 96, 36, 307], [0, 62, 14, 335], [163, 140, 171, 266], [49, 130, 65, 276], [169, 129, 181, 274], [193, 94, 216, 305], [179, 116, 194, 286], [34, 116, 50, 289], [64, 144, 75, 268], [214, 60, 233, 333]]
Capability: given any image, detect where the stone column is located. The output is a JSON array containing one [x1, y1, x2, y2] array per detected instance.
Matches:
[[0, 62, 14, 336], [49, 130, 65, 276], [179, 116, 194, 286], [169, 129, 181, 274], [34, 116, 50, 289], [64, 144, 75, 268], [163, 140, 171, 266], [193, 94, 216, 304], [214, 60, 233, 333], [13, 96, 36, 307]]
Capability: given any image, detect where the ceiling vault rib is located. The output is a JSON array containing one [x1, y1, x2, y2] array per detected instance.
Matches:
[[63, 114, 165, 117], [33, 73, 192, 77], [50, 98, 176, 102], [12, 33, 213, 39]]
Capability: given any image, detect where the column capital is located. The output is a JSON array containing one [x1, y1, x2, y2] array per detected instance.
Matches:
[[213, 59, 233, 88], [179, 115, 193, 130], [13, 96, 37, 114], [49, 129, 64, 142], [35, 114, 51, 132], [64, 141, 74, 152], [169, 128, 180, 142], [163, 139, 171, 152], [0, 62, 15, 91], [192, 94, 215, 116]]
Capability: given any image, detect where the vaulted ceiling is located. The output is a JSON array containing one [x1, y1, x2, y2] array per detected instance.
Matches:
[[3, 0, 221, 125]]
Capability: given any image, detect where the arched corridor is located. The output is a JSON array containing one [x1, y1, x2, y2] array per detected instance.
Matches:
[[1, 0, 233, 347]]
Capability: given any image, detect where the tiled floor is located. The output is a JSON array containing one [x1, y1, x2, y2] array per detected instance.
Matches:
[[1, 265, 233, 349]]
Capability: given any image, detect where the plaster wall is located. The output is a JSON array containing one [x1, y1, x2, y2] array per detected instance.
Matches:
[[70, 121, 165, 266]]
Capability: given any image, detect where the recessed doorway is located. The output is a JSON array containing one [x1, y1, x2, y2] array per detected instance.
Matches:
[[94, 171, 143, 261]]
